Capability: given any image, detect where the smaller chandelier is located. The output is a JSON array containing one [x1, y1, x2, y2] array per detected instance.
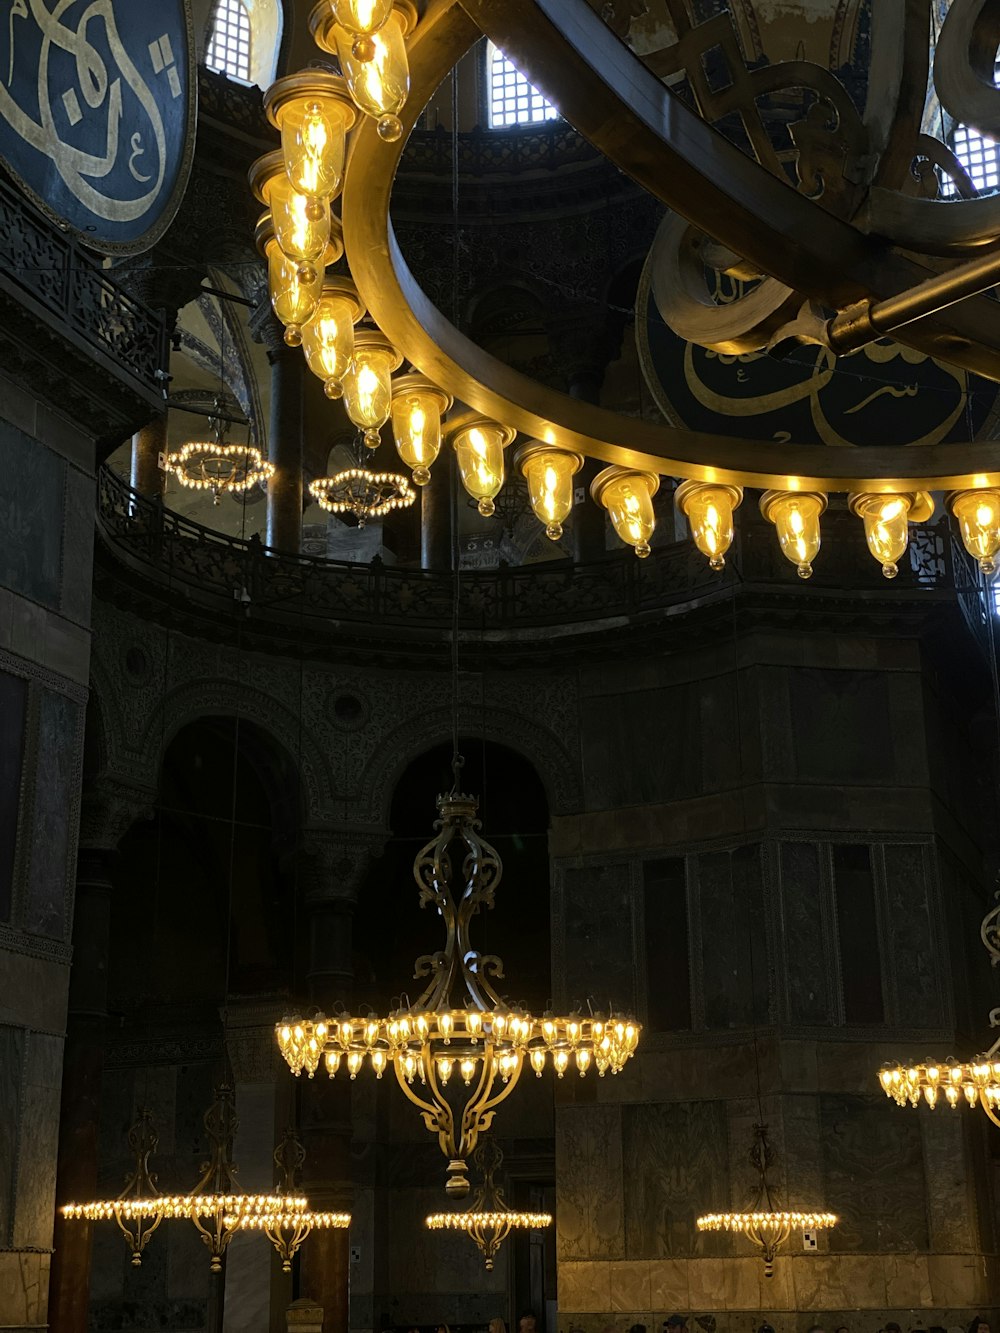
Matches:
[[879, 892, 1000, 1127], [426, 1138, 551, 1270], [310, 467, 415, 526], [61, 1091, 342, 1274], [696, 1123, 836, 1277], [165, 407, 273, 505]]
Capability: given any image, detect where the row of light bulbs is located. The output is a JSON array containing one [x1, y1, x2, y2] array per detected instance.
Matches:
[[250, 5, 1000, 578]]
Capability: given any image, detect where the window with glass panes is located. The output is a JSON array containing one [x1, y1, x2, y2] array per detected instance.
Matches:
[[941, 60, 1000, 196], [206, 0, 251, 82], [487, 43, 558, 128]]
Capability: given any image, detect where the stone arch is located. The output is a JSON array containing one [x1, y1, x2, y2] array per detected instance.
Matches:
[[358, 702, 582, 825], [139, 677, 336, 821]]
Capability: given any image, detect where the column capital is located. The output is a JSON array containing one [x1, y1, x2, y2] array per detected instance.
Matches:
[[222, 996, 285, 1083], [298, 826, 388, 904], [77, 779, 156, 853], [249, 299, 288, 359]]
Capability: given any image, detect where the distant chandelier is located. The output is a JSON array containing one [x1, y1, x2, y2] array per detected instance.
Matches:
[[277, 769, 641, 1197], [62, 1090, 347, 1272], [426, 1137, 551, 1270], [165, 405, 273, 505], [879, 892, 1000, 1126], [696, 1123, 837, 1277], [309, 465, 415, 526]]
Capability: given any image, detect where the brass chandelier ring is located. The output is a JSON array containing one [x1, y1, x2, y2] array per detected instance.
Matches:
[[340, 0, 1000, 493]]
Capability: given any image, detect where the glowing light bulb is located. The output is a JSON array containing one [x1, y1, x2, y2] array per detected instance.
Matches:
[[452, 418, 514, 516], [519, 444, 582, 541], [676, 481, 742, 571], [251, 153, 330, 275], [256, 213, 340, 346], [390, 376, 452, 484], [948, 488, 1000, 576], [301, 278, 364, 398], [325, 3, 413, 141], [530, 1049, 546, 1076], [341, 330, 402, 446], [331, 0, 393, 59], [592, 467, 659, 557], [849, 491, 932, 578], [436, 1057, 453, 1085], [760, 490, 826, 578]]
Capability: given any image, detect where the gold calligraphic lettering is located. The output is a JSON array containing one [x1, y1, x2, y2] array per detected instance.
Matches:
[[0, 0, 170, 222]]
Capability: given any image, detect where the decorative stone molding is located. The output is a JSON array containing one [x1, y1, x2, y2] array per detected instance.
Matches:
[[223, 998, 286, 1083], [77, 779, 156, 852]]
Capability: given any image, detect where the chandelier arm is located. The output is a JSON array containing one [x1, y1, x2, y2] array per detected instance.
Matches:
[[474, 1052, 525, 1119], [391, 1053, 443, 1123], [342, 0, 1000, 486], [113, 1203, 164, 1266], [189, 1204, 235, 1274]]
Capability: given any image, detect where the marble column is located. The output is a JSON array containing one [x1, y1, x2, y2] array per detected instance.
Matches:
[[223, 1001, 284, 1333], [48, 785, 153, 1333], [298, 831, 382, 1333], [253, 306, 305, 554], [130, 414, 167, 499], [421, 456, 453, 570]]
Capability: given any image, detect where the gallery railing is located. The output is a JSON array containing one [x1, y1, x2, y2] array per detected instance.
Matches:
[[97, 467, 991, 650], [0, 173, 167, 402]]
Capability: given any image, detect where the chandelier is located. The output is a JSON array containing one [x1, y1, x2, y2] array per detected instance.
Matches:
[[165, 406, 273, 506], [425, 1137, 551, 1270], [61, 1089, 347, 1272], [277, 770, 640, 1197], [696, 1123, 837, 1277], [879, 892, 1000, 1125], [309, 465, 415, 526]]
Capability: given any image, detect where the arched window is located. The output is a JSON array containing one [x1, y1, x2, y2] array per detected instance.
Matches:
[[486, 41, 558, 128], [941, 56, 1000, 196], [206, 0, 252, 83]]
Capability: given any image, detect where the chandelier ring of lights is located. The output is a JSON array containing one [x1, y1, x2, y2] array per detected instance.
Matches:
[[338, 0, 1000, 495]]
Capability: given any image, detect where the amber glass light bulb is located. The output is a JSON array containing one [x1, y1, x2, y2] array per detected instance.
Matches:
[[331, 0, 393, 50], [676, 481, 742, 571], [949, 489, 1000, 576], [265, 238, 323, 345], [519, 445, 582, 541], [452, 419, 514, 516], [760, 490, 827, 579], [280, 96, 351, 199], [341, 331, 402, 446], [592, 467, 659, 558], [390, 376, 452, 484], [301, 280, 364, 399], [850, 491, 919, 579], [333, 5, 410, 141], [268, 175, 330, 273]]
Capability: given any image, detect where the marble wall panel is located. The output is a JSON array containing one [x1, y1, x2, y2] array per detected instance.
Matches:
[[647, 1257, 689, 1310], [882, 843, 942, 1028], [789, 668, 893, 784], [558, 1261, 612, 1312], [557, 1105, 624, 1261], [0, 670, 27, 924], [22, 687, 81, 939], [778, 841, 833, 1026], [0, 1024, 24, 1245], [792, 1253, 888, 1309], [920, 1109, 976, 1253], [819, 1094, 928, 1252], [622, 1102, 728, 1259], [60, 464, 95, 626], [561, 864, 635, 1015], [11, 1032, 62, 1249], [0, 1249, 50, 1327], [0, 423, 64, 611], [697, 847, 766, 1031]]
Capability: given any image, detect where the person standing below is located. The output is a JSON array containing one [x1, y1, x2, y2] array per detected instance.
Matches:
[[663, 1316, 687, 1333], [518, 1312, 537, 1333]]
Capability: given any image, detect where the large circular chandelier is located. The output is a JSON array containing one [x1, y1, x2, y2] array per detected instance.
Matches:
[[277, 774, 640, 1197], [696, 1123, 837, 1277], [426, 1138, 551, 1269], [879, 892, 1000, 1126]]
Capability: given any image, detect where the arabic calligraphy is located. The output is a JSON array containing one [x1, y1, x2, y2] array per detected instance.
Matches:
[[0, 0, 187, 230]]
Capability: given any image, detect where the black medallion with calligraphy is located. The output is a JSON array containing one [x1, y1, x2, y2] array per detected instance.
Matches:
[[0, 0, 196, 253], [637, 258, 1000, 449]]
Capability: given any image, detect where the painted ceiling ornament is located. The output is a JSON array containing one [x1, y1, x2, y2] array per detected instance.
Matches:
[[0, 0, 196, 252]]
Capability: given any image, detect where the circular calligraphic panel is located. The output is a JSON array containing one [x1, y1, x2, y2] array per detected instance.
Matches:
[[637, 257, 1000, 449], [0, 0, 196, 254]]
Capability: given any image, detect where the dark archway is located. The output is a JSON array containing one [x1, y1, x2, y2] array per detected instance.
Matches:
[[353, 739, 551, 1015]]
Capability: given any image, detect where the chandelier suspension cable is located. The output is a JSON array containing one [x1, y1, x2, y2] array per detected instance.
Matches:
[[449, 55, 463, 792]]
